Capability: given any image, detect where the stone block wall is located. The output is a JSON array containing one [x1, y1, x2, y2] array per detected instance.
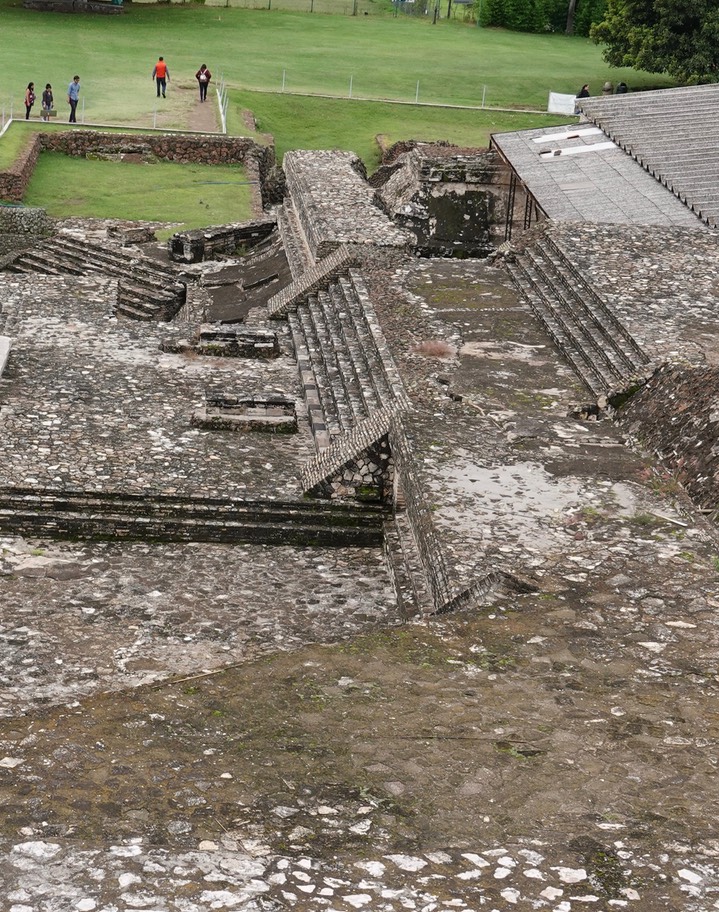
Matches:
[[169, 217, 277, 264], [0, 206, 53, 255], [390, 416, 453, 611]]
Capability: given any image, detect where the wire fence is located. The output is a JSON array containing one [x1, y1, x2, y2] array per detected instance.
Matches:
[[201, 0, 472, 16]]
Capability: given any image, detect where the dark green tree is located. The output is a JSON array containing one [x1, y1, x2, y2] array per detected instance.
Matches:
[[591, 0, 719, 83]]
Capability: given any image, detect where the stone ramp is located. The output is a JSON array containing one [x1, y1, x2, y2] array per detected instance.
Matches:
[[507, 230, 651, 400], [282, 150, 415, 262], [5, 234, 187, 321]]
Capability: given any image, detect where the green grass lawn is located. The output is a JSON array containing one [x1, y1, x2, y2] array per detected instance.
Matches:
[[233, 89, 574, 167], [0, 0, 675, 223], [0, 0, 672, 120], [23, 153, 254, 231]]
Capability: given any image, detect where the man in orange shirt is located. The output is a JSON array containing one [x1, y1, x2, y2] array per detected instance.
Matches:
[[152, 57, 170, 98]]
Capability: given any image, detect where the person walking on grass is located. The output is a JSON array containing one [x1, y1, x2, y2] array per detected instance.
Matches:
[[152, 57, 170, 98], [41, 84, 53, 122], [67, 75, 80, 123], [24, 82, 35, 120], [195, 64, 211, 102]]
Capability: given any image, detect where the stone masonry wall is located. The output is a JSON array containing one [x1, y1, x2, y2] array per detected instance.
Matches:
[[374, 145, 507, 257]]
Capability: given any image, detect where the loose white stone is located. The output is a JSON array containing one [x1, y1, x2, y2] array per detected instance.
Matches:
[[344, 894, 373, 908], [518, 849, 545, 865], [0, 757, 24, 769], [110, 845, 143, 857], [293, 870, 311, 883], [498, 855, 516, 867], [554, 866, 587, 883], [355, 861, 386, 877], [297, 884, 315, 893], [317, 805, 338, 815], [426, 851, 453, 864], [12, 841, 62, 860], [220, 773, 233, 779], [198, 841, 218, 852], [638, 641, 666, 653], [540, 886, 564, 900], [461, 853, 489, 868], [76, 901, 96, 912], [349, 819, 371, 835], [457, 869, 484, 881], [118, 873, 141, 888], [500, 888, 520, 903], [678, 869, 702, 885], [523, 868, 544, 880], [494, 867, 512, 879], [384, 854, 427, 872]]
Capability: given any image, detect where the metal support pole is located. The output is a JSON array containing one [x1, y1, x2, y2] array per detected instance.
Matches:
[[482, 84, 487, 108], [415, 81, 420, 103], [349, 75, 353, 99], [282, 69, 286, 92]]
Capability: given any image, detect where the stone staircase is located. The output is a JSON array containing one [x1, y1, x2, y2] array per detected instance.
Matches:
[[5, 235, 186, 321], [0, 488, 386, 548], [509, 233, 651, 399], [287, 269, 408, 449]]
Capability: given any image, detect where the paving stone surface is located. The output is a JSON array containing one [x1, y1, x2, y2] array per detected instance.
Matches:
[[2, 235, 719, 911]]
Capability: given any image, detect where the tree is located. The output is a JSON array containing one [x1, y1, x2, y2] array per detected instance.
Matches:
[[591, 0, 719, 84]]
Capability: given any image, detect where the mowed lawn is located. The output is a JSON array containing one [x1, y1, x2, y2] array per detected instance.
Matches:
[[24, 154, 255, 230], [0, 0, 672, 122]]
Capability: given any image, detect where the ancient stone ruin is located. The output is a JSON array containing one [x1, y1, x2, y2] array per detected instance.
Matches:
[[2, 90, 719, 907]]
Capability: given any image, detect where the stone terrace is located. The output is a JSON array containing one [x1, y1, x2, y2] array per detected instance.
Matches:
[[0, 273, 310, 500]]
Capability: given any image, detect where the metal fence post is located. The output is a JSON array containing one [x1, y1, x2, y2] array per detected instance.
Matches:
[[415, 80, 420, 103], [282, 69, 286, 92], [349, 76, 353, 99]]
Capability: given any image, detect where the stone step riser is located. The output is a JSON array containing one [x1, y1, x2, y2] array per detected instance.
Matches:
[[0, 512, 383, 548], [303, 296, 356, 432], [540, 235, 649, 365], [509, 261, 606, 396], [523, 250, 637, 380]]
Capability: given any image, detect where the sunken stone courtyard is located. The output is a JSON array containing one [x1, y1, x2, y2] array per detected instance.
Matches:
[[2, 88, 719, 911]]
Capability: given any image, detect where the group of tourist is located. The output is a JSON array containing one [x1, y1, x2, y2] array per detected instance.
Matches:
[[21, 59, 211, 126], [151, 57, 213, 102], [23, 76, 80, 122]]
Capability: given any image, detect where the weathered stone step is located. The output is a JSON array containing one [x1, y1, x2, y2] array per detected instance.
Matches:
[[508, 258, 607, 397], [287, 311, 331, 450], [0, 488, 386, 547], [523, 248, 634, 382]]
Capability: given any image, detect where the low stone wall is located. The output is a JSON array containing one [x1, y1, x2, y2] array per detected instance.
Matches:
[[0, 131, 276, 211], [24, 0, 123, 10], [0, 206, 53, 255], [0, 133, 42, 204]]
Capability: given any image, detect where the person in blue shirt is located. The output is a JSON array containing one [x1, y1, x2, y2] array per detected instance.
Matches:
[[67, 75, 80, 124]]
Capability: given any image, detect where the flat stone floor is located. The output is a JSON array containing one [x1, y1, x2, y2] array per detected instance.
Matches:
[[2, 253, 719, 911], [0, 274, 312, 499]]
